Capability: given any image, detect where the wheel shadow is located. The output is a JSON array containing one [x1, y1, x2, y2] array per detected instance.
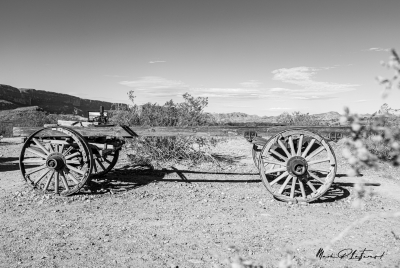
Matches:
[[83, 167, 365, 205], [310, 184, 350, 203]]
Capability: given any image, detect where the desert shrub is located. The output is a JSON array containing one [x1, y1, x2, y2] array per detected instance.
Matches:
[[341, 49, 400, 177], [0, 122, 13, 137], [125, 136, 224, 168], [111, 91, 224, 166], [13, 111, 57, 127], [109, 91, 215, 127], [276, 111, 320, 125]]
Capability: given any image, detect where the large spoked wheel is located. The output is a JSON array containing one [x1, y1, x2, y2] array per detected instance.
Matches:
[[91, 148, 120, 177], [19, 127, 93, 196], [259, 129, 337, 203]]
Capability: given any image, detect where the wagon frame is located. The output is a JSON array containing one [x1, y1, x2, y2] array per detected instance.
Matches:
[[13, 112, 351, 202]]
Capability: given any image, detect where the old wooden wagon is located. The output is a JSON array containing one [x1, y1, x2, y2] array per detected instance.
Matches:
[[12, 108, 350, 203]]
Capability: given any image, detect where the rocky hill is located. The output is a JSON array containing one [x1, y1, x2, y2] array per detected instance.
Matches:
[[0, 84, 121, 116]]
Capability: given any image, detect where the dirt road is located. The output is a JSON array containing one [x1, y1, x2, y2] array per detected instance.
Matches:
[[1, 139, 400, 268]]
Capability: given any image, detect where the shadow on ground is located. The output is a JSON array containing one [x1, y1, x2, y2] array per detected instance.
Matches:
[[82, 164, 373, 205], [0, 157, 20, 172]]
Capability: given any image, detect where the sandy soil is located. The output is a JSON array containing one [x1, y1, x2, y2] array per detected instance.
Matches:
[[1, 138, 400, 268]]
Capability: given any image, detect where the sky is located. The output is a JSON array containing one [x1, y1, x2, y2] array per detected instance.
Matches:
[[1, 0, 400, 116]]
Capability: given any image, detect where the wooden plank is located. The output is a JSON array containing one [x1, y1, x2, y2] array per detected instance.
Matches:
[[13, 125, 353, 139], [13, 126, 135, 138]]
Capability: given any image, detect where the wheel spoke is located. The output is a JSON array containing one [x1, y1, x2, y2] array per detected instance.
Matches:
[[277, 140, 291, 158], [278, 175, 292, 194], [264, 167, 287, 175], [33, 169, 51, 185], [96, 158, 106, 171], [308, 171, 325, 184], [63, 146, 73, 156], [60, 171, 70, 191], [298, 179, 306, 198], [308, 168, 330, 174], [66, 164, 86, 175], [308, 158, 330, 165], [43, 170, 55, 191], [26, 148, 47, 159], [64, 170, 80, 184], [65, 152, 81, 160], [54, 172, 60, 194], [297, 134, 304, 156], [59, 143, 65, 154], [48, 143, 55, 153], [26, 164, 47, 175], [104, 158, 112, 165], [290, 176, 297, 198], [269, 149, 288, 161], [288, 136, 296, 156], [66, 160, 81, 165], [263, 159, 286, 166], [22, 159, 46, 164], [270, 171, 289, 186], [305, 146, 325, 161], [301, 138, 316, 158], [32, 138, 50, 156], [306, 180, 317, 193]]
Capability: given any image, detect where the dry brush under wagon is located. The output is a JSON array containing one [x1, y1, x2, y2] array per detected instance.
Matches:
[[12, 110, 351, 203]]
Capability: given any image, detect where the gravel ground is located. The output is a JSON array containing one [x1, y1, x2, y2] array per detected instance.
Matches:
[[1, 138, 400, 268]]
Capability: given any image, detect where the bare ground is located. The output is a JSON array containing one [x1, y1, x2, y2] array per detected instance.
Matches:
[[1, 138, 400, 268]]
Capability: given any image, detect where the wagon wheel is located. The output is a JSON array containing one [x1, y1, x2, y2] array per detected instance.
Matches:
[[19, 127, 93, 196], [91, 148, 120, 177], [259, 129, 336, 203]]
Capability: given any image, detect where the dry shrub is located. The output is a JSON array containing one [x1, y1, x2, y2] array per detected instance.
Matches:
[[111, 92, 224, 167], [109, 91, 215, 127], [276, 111, 321, 126], [125, 136, 225, 168]]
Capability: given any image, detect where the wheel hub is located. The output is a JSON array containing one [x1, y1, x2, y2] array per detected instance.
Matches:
[[287, 156, 308, 177], [46, 153, 66, 171]]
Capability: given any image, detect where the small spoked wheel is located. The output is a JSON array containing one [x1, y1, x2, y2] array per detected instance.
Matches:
[[91, 149, 120, 177], [259, 129, 336, 203], [19, 127, 93, 196]]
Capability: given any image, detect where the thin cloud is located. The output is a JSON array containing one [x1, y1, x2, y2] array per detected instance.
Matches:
[[271, 66, 359, 97], [269, 107, 293, 110], [354, 99, 367, 102], [363, 48, 389, 52], [119, 76, 188, 96], [192, 87, 266, 98], [105, 75, 128, 78], [291, 96, 339, 101], [149, 60, 166, 64], [239, 80, 262, 88]]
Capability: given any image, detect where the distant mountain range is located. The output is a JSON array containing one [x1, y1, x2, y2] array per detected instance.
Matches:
[[0, 84, 397, 122], [0, 84, 121, 116]]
